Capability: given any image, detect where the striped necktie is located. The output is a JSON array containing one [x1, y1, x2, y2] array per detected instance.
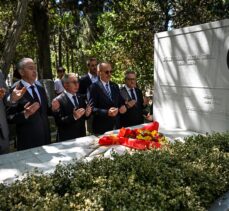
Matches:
[[105, 83, 112, 100]]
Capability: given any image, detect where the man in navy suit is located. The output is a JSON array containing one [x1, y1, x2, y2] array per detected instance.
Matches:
[[89, 62, 127, 135], [7, 58, 51, 150], [52, 73, 92, 142], [120, 70, 150, 127]]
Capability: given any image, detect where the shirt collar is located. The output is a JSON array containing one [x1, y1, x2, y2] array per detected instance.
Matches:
[[125, 84, 134, 92], [21, 80, 36, 89], [88, 72, 97, 79], [64, 90, 76, 98], [100, 79, 109, 86]]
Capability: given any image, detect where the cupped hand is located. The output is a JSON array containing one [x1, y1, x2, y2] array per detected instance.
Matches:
[[119, 105, 127, 114], [108, 107, 118, 117], [24, 102, 40, 118], [51, 98, 60, 111], [73, 108, 85, 119], [0, 88, 6, 100], [11, 84, 27, 102], [85, 104, 92, 117]]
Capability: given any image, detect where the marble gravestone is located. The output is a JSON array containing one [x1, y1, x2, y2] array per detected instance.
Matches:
[[154, 19, 229, 133]]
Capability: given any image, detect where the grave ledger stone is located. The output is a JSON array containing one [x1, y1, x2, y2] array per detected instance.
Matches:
[[154, 19, 229, 133]]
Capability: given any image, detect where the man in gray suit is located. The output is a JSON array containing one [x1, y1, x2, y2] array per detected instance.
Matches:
[[0, 70, 9, 154]]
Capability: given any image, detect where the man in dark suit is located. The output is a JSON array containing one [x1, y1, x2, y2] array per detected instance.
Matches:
[[78, 57, 98, 99], [52, 73, 92, 142], [78, 57, 98, 134], [0, 71, 9, 154], [120, 70, 150, 127], [7, 58, 51, 150], [89, 62, 127, 135]]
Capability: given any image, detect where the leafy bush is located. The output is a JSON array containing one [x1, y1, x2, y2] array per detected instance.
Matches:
[[0, 133, 228, 210]]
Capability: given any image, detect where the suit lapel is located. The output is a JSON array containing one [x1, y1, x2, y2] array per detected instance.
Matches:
[[97, 80, 113, 102], [19, 81, 34, 102], [86, 74, 92, 84], [63, 92, 75, 109]]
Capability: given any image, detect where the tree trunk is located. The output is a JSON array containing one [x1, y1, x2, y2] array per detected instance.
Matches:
[[0, 0, 29, 77], [58, 29, 62, 67], [32, 0, 52, 79]]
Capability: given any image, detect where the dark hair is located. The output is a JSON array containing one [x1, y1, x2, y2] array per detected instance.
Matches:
[[86, 58, 97, 66], [57, 66, 66, 73]]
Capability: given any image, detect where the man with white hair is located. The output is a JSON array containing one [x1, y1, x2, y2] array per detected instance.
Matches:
[[52, 73, 92, 142], [7, 58, 51, 150]]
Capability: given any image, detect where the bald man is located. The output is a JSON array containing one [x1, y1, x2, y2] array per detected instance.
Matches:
[[89, 62, 126, 135]]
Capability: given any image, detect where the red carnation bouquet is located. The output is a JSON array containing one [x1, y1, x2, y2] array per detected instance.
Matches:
[[98, 121, 168, 150]]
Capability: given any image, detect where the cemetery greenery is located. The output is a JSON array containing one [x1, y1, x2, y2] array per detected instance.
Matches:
[[0, 133, 228, 210], [1, 0, 229, 90]]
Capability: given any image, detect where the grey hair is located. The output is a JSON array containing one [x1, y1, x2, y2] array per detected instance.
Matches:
[[61, 73, 77, 85], [124, 70, 136, 80], [17, 58, 33, 74]]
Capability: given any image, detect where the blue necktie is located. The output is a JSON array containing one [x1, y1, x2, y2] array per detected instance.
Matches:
[[105, 83, 112, 100], [72, 95, 78, 108]]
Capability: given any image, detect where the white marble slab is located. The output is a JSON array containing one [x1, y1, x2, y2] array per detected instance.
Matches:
[[0, 126, 198, 184], [154, 19, 229, 133]]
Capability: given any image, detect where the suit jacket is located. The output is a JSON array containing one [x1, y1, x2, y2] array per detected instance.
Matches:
[[120, 87, 147, 127], [54, 92, 87, 142], [89, 80, 125, 135], [0, 71, 9, 153], [7, 81, 51, 150], [78, 74, 92, 99]]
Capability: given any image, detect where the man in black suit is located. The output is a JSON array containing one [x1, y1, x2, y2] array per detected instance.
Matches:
[[6, 58, 51, 150], [89, 62, 127, 135], [78, 58, 98, 134], [120, 70, 150, 127], [52, 73, 92, 142], [78, 57, 98, 99]]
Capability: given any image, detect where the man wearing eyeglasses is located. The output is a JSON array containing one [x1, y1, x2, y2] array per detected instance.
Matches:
[[89, 62, 127, 135], [52, 73, 92, 141], [120, 70, 150, 127]]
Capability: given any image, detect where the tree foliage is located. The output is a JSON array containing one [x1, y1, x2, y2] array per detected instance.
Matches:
[[0, 0, 228, 87]]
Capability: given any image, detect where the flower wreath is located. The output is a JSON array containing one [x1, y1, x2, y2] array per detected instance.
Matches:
[[98, 121, 168, 150]]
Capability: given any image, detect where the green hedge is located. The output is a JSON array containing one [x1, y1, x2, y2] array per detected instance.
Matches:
[[0, 133, 229, 210]]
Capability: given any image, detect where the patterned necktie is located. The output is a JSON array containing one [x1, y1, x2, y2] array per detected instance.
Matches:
[[130, 88, 136, 100], [72, 95, 78, 108], [30, 85, 40, 103], [105, 83, 112, 100]]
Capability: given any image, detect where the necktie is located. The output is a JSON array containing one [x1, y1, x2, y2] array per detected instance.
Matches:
[[105, 83, 112, 100], [72, 95, 78, 108], [130, 88, 136, 100], [30, 85, 40, 103]]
